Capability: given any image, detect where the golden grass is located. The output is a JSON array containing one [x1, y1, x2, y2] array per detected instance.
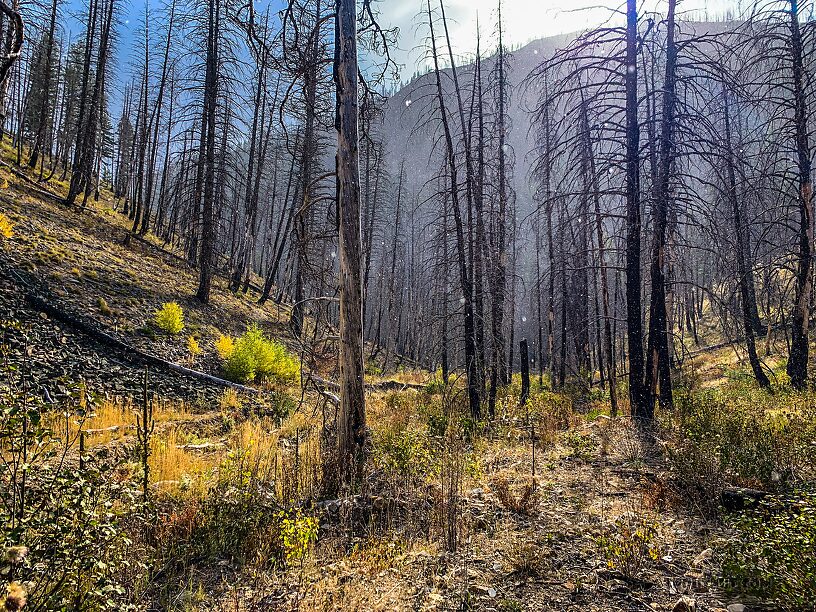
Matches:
[[142, 404, 323, 499], [150, 427, 220, 495], [45, 398, 191, 447]]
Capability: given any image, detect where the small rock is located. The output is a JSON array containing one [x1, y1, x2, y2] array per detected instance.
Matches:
[[727, 605, 745, 612], [672, 596, 696, 612], [693, 548, 713, 566], [372, 496, 387, 510]]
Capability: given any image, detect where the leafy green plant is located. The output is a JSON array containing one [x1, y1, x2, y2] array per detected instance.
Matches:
[[365, 361, 383, 376], [664, 389, 816, 512], [222, 324, 299, 384], [215, 334, 234, 359], [154, 301, 185, 335], [721, 490, 816, 610], [419, 399, 449, 438], [278, 508, 319, 565], [563, 430, 596, 460], [596, 514, 661, 580]]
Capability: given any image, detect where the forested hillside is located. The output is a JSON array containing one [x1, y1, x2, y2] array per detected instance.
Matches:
[[0, 0, 814, 609]]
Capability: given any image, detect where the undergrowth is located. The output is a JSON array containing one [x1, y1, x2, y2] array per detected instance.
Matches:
[[721, 490, 816, 610], [663, 385, 816, 512]]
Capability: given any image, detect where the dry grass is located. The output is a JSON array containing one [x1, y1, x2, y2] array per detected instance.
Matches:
[[490, 474, 539, 515]]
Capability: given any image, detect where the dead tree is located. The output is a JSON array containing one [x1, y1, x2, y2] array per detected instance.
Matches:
[[335, 0, 366, 483]]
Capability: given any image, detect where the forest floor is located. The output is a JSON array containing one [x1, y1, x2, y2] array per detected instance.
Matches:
[[0, 151, 801, 611]]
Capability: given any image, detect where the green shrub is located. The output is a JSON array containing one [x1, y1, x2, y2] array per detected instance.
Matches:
[[664, 389, 816, 511], [372, 428, 438, 484], [154, 301, 185, 335], [278, 508, 319, 564], [222, 324, 299, 384], [224, 345, 257, 383], [721, 490, 816, 609], [563, 430, 596, 460], [215, 334, 234, 359], [422, 402, 449, 438], [365, 361, 383, 376]]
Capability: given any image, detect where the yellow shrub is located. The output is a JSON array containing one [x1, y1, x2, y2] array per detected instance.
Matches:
[[0, 213, 13, 239], [97, 297, 112, 316], [215, 334, 234, 359], [154, 302, 185, 335], [187, 335, 201, 356], [223, 324, 300, 384]]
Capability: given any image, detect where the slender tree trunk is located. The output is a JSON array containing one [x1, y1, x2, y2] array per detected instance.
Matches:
[[625, 0, 647, 419], [29, 0, 56, 168], [429, 0, 480, 420], [644, 0, 676, 413], [786, 0, 812, 389], [723, 85, 769, 388], [195, 0, 219, 302]]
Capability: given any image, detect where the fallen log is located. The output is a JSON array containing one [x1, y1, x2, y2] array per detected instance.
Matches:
[[721, 486, 769, 512], [83, 425, 125, 435], [371, 379, 426, 392], [0, 161, 65, 205], [309, 373, 425, 393]]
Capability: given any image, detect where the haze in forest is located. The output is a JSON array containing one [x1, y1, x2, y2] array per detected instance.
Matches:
[[0, 0, 814, 609]]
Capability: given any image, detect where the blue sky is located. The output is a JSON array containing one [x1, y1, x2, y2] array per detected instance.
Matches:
[[58, 0, 739, 87]]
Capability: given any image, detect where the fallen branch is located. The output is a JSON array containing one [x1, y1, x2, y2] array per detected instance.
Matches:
[[83, 425, 127, 435], [0, 161, 64, 204], [176, 442, 225, 450]]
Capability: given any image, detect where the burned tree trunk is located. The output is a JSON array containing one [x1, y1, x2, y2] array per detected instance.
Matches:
[[722, 85, 769, 388], [519, 338, 530, 407], [645, 0, 676, 413], [335, 0, 366, 483]]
